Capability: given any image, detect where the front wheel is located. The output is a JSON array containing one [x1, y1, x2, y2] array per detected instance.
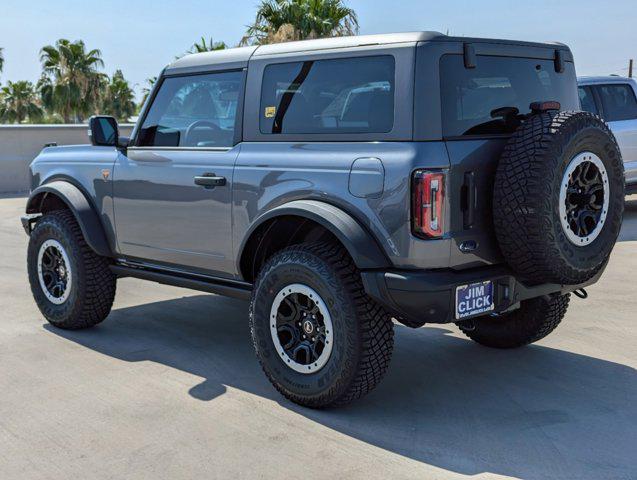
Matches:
[[249, 242, 394, 408], [27, 210, 116, 329]]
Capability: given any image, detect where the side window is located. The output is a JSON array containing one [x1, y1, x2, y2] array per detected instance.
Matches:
[[259, 56, 395, 135], [598, 84, 637, 122], [578, 86, 599, 115], [137, 71, 242, 148]]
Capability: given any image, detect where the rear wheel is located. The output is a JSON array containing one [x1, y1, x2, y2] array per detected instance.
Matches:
[[249, 242, 394, 408], [458, 294, 570, 349], [27, 210, 116, 329]]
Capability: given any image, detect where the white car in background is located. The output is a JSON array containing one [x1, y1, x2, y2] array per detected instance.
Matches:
[[578, 76, 637, 194]]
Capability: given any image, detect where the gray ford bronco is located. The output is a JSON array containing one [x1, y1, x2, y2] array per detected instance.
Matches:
[[22, 32, 625, 408]]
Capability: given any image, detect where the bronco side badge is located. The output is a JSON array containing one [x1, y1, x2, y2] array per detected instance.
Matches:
[[101, 169, 110, 181]]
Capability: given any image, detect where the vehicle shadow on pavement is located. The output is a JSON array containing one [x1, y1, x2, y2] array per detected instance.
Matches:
[[46, 294, 637, 480]]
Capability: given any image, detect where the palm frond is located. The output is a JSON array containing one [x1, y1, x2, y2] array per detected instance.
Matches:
[[38, 38, 105, 122], [0, 80, 43, 123], [243, 0, 358, 45]]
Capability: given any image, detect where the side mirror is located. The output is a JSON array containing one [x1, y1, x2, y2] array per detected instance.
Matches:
[[88, 116, 119, 146]]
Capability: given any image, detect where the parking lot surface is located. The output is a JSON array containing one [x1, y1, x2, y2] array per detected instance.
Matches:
[[1, 195, 636, 480]]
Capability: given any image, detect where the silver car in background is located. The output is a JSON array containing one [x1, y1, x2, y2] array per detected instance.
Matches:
[[578, 76, 637, 193]]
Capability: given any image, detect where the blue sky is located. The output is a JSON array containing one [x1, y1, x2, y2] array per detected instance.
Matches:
[[1, 0, 635, 100]]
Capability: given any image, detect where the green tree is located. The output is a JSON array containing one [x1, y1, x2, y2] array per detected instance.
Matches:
[[39, 39, 105, 123], [242, 0, 358, 45], [0, 47, 4, 75], [140, 76, 157, 107], [36, 73, 55, 115], [0, 80, 43, 123], [189, 37, 227, 53], [102, 70, 136, 121]]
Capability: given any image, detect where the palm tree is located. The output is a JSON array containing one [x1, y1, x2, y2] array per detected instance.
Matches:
[[102, 70, 136, 121], [140, 76, 157, 107], [242, 0, 358, 45], [37, 73, 55, 114], [0, 47, 4, 75], [39, 39, 105, 123], [189, 37, 227, 53], [0, 80, 43, 123]]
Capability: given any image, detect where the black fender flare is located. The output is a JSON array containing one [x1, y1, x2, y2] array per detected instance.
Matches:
[[25, 181, 112, 257], [238, 200, 390, 271]]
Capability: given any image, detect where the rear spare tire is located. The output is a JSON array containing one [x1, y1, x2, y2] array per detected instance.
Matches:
[[493, 111, 624, 285]]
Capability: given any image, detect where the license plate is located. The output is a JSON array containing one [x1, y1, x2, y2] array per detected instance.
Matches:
[[455, 280, 495, 320]]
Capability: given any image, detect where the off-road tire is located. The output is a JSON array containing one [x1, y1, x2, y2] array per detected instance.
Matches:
[[249, 242, 394, 408], [458, 294, 570, 349], [493, 111, 624, 285], [27, 210, 116, 329]]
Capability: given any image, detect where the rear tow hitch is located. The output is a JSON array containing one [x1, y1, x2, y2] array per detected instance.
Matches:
[[573, 288, 588, 299]]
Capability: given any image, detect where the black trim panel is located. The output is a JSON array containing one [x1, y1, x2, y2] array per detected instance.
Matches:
[[238, 199, 390, 272], [110, 264, 252, 300], [26, 181, 112, 257], [362, 263, 606, 325]]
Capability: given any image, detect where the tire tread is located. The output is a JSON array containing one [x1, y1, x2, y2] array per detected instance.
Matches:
[[28, 209, 116, 329], [250, 242, 394, 408], [493, 111, 624, 284], [459, 294, 570, 349]]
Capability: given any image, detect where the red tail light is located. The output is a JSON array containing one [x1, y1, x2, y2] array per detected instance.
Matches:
[[412, 170, 445, 238]]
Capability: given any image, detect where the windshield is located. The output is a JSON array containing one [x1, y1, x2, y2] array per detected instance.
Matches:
[[440, 54, 578, 137]]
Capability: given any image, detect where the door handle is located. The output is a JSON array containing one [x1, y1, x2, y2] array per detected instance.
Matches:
[[194, 173, 226, 189]]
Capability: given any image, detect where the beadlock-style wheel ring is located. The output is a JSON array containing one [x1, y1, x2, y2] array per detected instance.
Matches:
[[558, 151, 609, 246], [37, 239, 72, 305], [269, 283, 334, 374]]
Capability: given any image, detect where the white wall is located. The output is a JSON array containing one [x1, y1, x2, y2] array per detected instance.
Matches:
[[0, 124, 134, 193]]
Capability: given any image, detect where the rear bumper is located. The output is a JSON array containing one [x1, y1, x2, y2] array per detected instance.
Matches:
[[361, 264, 605, 325]]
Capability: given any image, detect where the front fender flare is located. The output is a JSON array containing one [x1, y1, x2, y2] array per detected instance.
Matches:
[[25, 181, 112, 257], [239, 200, 390, 271]]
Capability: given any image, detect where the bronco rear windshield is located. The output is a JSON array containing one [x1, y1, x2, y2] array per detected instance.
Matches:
[[440, 54, 578, 137]]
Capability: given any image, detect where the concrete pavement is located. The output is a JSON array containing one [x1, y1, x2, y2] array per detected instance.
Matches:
[[1, 195, 636, 480]]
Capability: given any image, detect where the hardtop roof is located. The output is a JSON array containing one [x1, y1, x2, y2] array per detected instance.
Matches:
[[165, 31, 570, 73]]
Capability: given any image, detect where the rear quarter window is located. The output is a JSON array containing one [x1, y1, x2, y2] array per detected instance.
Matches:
[[440, 54, 578, 137], [259, 56, 395, 135]]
